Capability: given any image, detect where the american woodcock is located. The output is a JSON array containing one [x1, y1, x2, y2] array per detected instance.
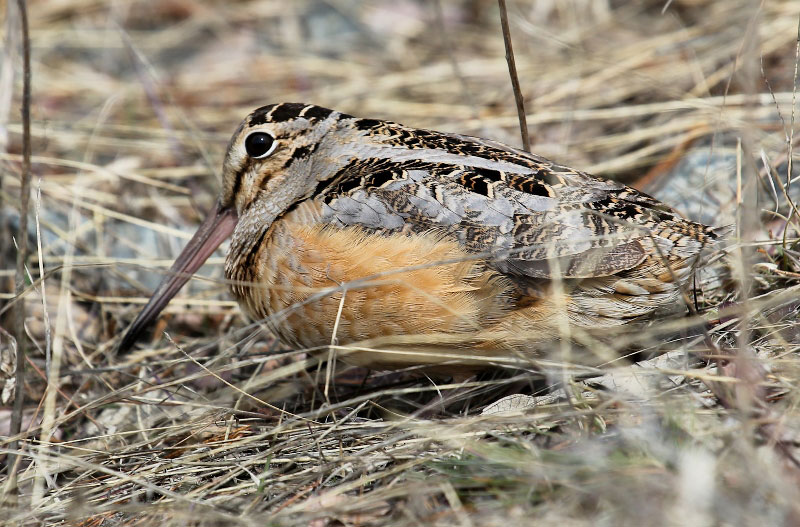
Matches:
[[119, 103, 719, 371]]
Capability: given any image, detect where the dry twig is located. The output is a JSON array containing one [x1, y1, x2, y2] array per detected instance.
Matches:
[[6, 0, 31, 491], [498, 0, 530, 152]]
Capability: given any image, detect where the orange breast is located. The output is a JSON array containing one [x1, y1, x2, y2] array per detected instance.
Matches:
[[227, 202, 514, 368]]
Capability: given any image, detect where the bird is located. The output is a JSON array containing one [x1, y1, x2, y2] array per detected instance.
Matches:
[[119, 102, 720, 374]]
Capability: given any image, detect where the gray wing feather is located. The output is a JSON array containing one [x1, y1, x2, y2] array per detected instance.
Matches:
[[318, 159, 678, 279]]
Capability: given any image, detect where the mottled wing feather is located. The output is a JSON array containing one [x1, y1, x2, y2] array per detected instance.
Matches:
[[317, 128, 710, 280]]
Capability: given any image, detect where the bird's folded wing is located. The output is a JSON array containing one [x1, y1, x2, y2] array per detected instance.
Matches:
[[316, 158, 694, 279]]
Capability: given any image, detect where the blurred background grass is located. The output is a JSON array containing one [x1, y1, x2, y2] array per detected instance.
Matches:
[[1, 0, 799, 525]]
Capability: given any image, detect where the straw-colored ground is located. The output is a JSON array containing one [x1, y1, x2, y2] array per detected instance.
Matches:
[[1, 0, 800, 525]]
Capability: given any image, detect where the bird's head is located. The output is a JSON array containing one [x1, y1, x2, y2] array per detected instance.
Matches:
[[118, 103, 345, 352], [220, 103, 343, 215]]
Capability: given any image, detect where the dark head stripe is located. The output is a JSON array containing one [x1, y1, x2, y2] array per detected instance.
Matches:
[[248, 103, 336, 126], [248, 104, 278, 126], [282, 142, 320, 170], [301, 105, 335, 120], [269, 103, 309, 122]]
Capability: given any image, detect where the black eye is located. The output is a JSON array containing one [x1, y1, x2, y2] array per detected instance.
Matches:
[[244, 132, 276, 159]]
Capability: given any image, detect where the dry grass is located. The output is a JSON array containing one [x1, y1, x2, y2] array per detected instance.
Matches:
[[1, 0, 800, 525]]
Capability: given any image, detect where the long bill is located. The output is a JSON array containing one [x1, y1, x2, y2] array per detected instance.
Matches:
[[118, 200, 238, 353]]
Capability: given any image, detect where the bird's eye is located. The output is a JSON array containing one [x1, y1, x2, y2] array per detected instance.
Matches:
[[244, 132, 276, 159]]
